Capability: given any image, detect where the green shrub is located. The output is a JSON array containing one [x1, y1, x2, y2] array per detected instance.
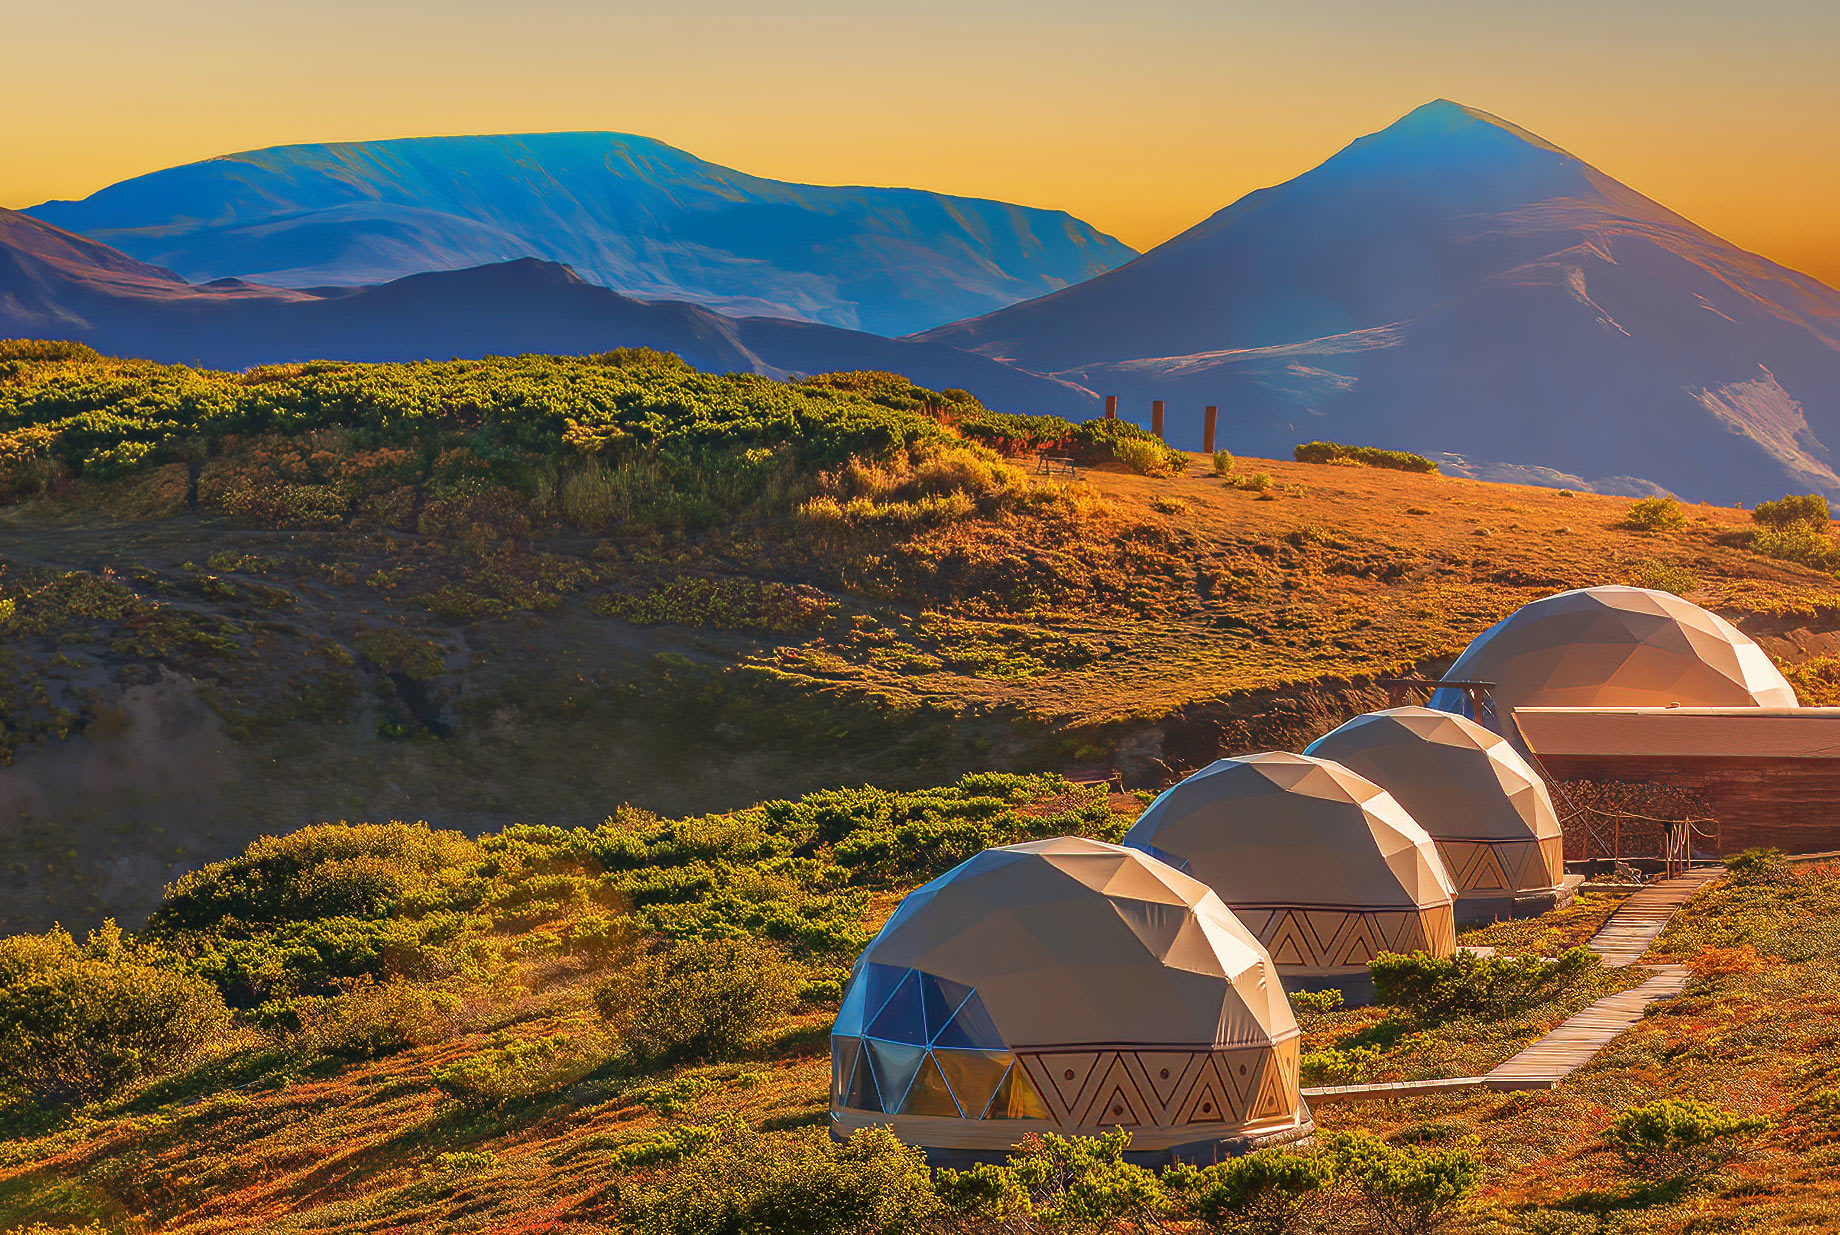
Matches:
[[1784, 655, 1840, 706], [1225, 471, 1275, 493], [1166, 1148, 1335, 1235], [1299, 1044, 1382, 1084], [1723, 847, 1789, 885], [1293, 441, 1438, 473], [432, 1030, 607, 1109], [1628, 558, 1698, 595], [149, 822, 481, 937], [1327, 1131, 1480, 1235], [0, 925, 230, 1106], [1750, 520, 1840, 571], [0, 339, 100, 364], [1288, 988, 1344, 1015], [1751, 493, 1830, 529], [1623, 495, 1687, 532], [623, 1124, 937, 1235], [595, 937, 794, 1065], [294, 979, 454, 1058], [998, 1130, 1168, 1233], [1211, 450, 1235, 477], [1369, 947, 1601, 1021], [1112, 436, 1184, 478], [1604, 1098, 1768, 1179]]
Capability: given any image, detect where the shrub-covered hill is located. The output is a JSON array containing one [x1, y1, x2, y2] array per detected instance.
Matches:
[[8, 340, 1840, 931], [0, 785, 1833, 1233]]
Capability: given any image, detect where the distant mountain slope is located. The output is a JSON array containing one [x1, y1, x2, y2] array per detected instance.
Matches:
[[0, 208, 1095, 413], [918, 100, 1840, 504], [26, 132, 1137, 336]]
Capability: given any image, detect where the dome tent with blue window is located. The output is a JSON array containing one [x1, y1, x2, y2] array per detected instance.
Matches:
[[829, 836, 1310, 1165]]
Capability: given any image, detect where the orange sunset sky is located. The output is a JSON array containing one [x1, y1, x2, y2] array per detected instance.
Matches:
[[8, 0, 1839, 286]]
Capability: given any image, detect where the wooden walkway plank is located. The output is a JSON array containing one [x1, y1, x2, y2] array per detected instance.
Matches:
[[1585, 867, 1722, 967], [1482, 965, 1691, 1089]]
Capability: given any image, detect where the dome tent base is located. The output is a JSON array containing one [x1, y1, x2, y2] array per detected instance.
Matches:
[[1454, 874, 1582, 927]]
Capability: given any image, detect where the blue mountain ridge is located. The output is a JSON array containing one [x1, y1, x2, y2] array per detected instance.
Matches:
[[27, 132, 1136, 338]]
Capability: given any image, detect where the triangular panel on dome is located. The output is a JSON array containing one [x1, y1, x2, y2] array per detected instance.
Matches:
[[987, 1062, 1052, 1120], [936, 1049, 1011, 1119], [902, 1053, 963, 1117], [866, 1039, 927, 1112]]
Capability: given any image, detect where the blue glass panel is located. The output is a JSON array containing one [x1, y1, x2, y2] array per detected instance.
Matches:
[[831, 1035, 863, 1108], [834, 969, 871, 1036], [866, 969, 926, 1044], [866, 1039, 926, 1112], [932, 989, 1004, 1050], [920, 973, 975, 1042], [857, 963, 912, 1031]]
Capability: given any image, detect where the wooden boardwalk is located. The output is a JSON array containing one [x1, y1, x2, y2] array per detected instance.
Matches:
[[1585, 866, 1723, 967], [1303, 868, 1718, 1104], [1482, 964, 1691, 1089]]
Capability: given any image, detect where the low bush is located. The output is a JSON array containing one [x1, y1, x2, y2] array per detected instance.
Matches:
[[1723, 847, 1790, 885], [1288, 988, 1344, 1015], [1628, 558, 1698, 595], [595, 936, 795, 1065], [1784, 655, 1840, 706], [1112, 436, 1184, 478], [0, 339, 100, 364], [294, 979, 454, 1058], [982, 1130, 1168, 1233], [1166, 1148, 1335, 1235], [1751, 493, 1830, 529], [1369, 947, 1601, 1021], [1327, 1131, 1480, 1235], [1293, 441, 1438, 473], [1750, 520, 1840, 572], [623, 1124, 937, 1235], [1299, 1043, 1382, 1084], [1623, 495, 1687, 532], [0, 925, 230, 1106], [1604, 1098, 1768, 1179], [432, 1030, 607, 1109], [1211, 450, 1235, 477]]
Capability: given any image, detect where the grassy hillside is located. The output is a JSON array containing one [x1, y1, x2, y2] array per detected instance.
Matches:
[[7, 342, 1840, 932]]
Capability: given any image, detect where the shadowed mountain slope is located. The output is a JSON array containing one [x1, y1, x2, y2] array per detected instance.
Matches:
[[26, 132, 1136, 336], [0, 208, 1095, 413]]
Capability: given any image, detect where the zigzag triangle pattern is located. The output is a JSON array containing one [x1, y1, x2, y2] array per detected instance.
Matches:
[[1014, 1043, 1300, 1132]]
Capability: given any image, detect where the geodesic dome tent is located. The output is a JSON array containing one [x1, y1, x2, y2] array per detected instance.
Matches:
[[1304, 707, 1565, 914], [830, 836, 1307, 1161], [1122, 753, 1456, 981], [1429, 586, 1796, 734]]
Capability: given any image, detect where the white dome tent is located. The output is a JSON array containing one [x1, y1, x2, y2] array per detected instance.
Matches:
[[1122, 753, 1456, 998], [1305, 706, 1570, 924], [829, 836, 1309, 1165], [1430, 586, 1796, 738]]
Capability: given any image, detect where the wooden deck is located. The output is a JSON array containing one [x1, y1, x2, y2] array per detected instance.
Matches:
[[1302, 868, 1718, 1104]]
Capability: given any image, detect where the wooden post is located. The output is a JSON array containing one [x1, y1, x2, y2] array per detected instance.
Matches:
[[1151, 400, 1164, 440], [1203, 405, 1218, 455], [1104, 395, 1117, 420]]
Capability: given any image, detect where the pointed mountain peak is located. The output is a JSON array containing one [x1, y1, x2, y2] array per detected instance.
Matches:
[[1367, 100, 1577, 160]]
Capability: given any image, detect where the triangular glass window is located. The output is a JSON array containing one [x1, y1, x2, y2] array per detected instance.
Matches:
[[901, 1053, 961, 1117], [986, 1062, 1051, 1120], [920, 973, 975, 1042], [931, 988, 1003, 1050], [865, 969, 925, 1043], [866, 1039, 926, 1112], [934, 1048, 1010, 1120]]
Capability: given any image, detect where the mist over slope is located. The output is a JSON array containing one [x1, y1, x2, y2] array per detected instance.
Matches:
[[26, 131, 1137, 336], [919, 101, 1840, 504], [0, 208, 1096, 413]]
